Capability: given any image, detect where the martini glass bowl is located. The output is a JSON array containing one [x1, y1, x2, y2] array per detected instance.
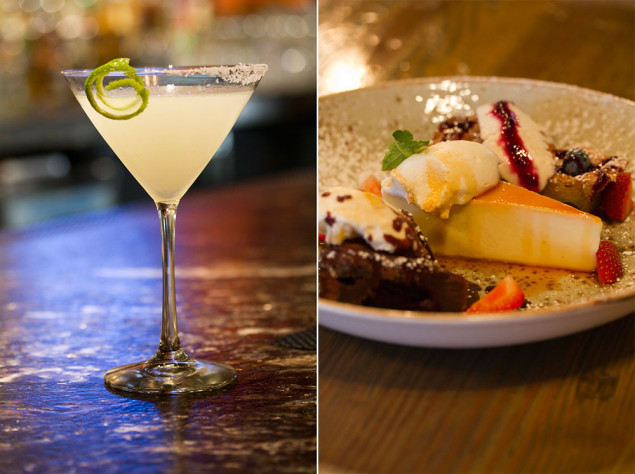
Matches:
[[62, 64, 267, 394]]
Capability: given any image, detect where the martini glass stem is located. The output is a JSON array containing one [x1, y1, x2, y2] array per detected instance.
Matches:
[[102, 199, 236, 393], [157, 202, 182, 355]]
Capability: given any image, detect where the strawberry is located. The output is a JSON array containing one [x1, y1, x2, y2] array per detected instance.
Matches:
[[466, 275, 525, 313], [602, 172, 633, 221], [595, 240, 623, 284], [360, 174, 382, 197], [318, 233, 326, 243]]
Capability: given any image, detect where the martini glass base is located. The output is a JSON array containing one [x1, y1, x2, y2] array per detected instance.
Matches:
[[104, 348, 237, 394]]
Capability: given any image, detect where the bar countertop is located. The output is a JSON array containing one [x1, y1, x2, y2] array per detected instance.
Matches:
[[0, 171, 317, 473]]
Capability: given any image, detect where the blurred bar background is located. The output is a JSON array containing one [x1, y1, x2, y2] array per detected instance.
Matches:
[[0, 0, 315, 227]]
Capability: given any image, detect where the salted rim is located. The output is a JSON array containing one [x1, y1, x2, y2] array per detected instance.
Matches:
[[318, 75, 635, 320], [62, 64, 268, 85]]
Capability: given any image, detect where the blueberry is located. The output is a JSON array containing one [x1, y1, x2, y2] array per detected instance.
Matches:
[[562, 160, 582, 176], [562, 148, 591, 176]]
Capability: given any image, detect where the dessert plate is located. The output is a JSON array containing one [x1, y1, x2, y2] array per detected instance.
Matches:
[[318, 76, 635, 348]]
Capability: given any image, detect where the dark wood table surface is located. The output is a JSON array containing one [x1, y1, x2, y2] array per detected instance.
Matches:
[[318, 1, 635, 473], [0, 170, 316, 473]]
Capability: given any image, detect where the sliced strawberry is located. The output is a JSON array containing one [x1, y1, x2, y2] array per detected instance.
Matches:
[[360, 174, 382, 197], [595, 240, 623, 284], [602, 172, 633, 221], [466, 275, 525, 313]]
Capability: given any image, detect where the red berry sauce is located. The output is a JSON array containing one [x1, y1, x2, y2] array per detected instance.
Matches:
[[490, 101, 540, 192]]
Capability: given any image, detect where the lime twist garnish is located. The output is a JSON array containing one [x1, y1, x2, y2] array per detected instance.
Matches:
[[84, 58, 149, 120]]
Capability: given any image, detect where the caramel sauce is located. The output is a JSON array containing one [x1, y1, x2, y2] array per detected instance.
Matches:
[[475, 182, 601, 221], [437, 255, 599, 304]]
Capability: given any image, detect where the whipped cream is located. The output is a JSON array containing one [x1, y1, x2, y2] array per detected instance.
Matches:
[[319, 187, 414, 253], [477, 101, 555, 192], [381, 140, 500, 219]]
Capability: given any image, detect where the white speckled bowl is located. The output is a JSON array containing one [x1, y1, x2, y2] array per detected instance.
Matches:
[[319, 76, 635, 348]]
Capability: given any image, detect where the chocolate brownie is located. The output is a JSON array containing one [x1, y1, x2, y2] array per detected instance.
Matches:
[[319, 238, 476, 312]]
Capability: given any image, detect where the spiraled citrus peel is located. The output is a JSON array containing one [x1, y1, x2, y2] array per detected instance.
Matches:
[[84, 58, 149, 120]]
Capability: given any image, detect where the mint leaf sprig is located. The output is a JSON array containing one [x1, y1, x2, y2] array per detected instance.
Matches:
[[382, 130, 429, 171]]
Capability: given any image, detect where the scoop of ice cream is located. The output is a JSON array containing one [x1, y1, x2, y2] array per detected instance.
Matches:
[[477, 101, 555, 192], [381, 140, 500, 219], [319, 187, 418, 253]]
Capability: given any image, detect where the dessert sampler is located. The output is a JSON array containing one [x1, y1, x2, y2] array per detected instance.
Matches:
[[319, 100, 633, 313]]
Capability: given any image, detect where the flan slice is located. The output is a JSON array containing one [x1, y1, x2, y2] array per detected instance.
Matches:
[[384, 182, 603, 271]]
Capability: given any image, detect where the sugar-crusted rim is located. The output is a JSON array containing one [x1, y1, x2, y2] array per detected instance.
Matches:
[[62, 64, 268, 85]]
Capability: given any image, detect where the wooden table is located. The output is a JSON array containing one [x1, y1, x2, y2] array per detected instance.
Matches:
[[0, 171, 316, 473], [318, 1, 634, 472], [318, 0, 634, 100]]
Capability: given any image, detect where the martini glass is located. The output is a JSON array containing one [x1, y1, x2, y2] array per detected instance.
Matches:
[[63, 64, 267, 394]]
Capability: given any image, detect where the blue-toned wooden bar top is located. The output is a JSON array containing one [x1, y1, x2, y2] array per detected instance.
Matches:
[[0, 171, 316, 472]]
